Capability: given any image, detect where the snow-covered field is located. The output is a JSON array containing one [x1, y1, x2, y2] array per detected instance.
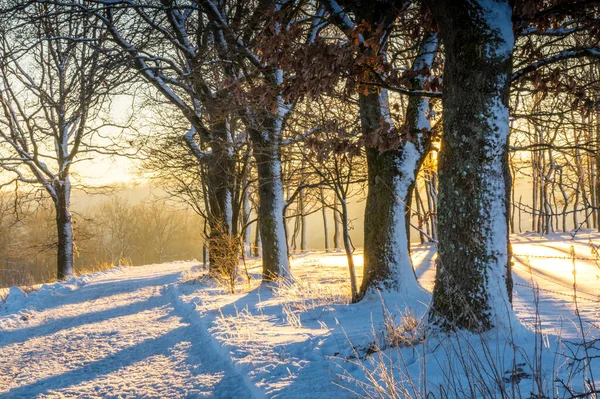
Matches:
[[1, 232, 599, 398]]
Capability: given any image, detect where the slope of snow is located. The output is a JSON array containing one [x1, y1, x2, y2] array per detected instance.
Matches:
[[0, 262, 254, 398], [1, 232, 599, 398]]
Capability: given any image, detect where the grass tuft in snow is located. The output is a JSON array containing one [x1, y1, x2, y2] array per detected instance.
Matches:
[[273, 275, 352, 328]]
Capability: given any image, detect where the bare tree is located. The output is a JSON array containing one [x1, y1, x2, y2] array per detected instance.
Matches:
[[198, 0, 327, 280], [294, 101, 367, 300], [0, 5, 125, 279]]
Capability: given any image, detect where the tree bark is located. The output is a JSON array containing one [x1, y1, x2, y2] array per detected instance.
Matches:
[[359, 32, 438, 299], [321, 188, 330, 252], [248, 121, 290, 281], [333, 197, 341, 250], [253, 221, 262, 258], [427, 0, 514, 331], [243, 186, 253, 257], [300, 189, 307, 252], [340, 198, 358, 300], [204, 120, 235, 275], [596, 105, 600, 231], [425, 166, 438, 241], [54, 179, 74, 280]]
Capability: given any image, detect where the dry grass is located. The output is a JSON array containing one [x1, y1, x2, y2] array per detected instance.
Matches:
[[335, 284, 600, 399], [75, 261, 120, 277], [383, 308, 424, 349]]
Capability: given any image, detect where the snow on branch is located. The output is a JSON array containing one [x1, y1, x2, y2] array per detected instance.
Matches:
[[512, 47, 600, 82], [202, 0, 265, 69], [519, 24, 581, 37], [183, 126, 211, 161], [321, 0, 355, 32], [307, 8, 327, 44]]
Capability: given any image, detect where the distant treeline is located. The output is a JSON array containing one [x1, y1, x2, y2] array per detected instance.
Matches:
[[0, 193, 203, 288]]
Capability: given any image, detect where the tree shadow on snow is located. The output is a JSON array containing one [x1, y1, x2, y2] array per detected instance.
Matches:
[[3, 307, 253, 398], [0, 274, 180, 348]]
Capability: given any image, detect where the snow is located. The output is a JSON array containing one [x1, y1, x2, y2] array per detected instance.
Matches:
[[271, 159, 291, 278], [0, 264, 253, 398], [386, 141, 430, 301], [3, 286, 26, 311], [1, 232, 599, 397], [479, 73, 513, 330]]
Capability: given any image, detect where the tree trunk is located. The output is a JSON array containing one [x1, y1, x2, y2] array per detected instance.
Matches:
[[359, 32, 438, 299], [333, 197, 341, 250], [596, 105, 600, 231], [531, 131, 540, 232], [291, 212, 300, 251], [509, 154, 516, 234], [202, 120, 235, 275], [321, 188, 330, 252], [425, 167, 438, 241], [54, 180, 74, 280], [300, 189, 307, 252], [340, 198, 358, 301], [243, 187, 253, 257], [253, 221, 262, 258], [427, 0, 514, 331], [248, 123, 290, 281], [415, 187, 426, 244], [559, 168, 569, 232]]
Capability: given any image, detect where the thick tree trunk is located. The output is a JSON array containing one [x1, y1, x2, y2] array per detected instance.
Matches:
[[359, 32, 438, 299], [427, 0, 514, 331], [204, 121, 235, 275], [244, 66, 291, 281], [54, 180, 74, 280], [248, 124, 290, 281]]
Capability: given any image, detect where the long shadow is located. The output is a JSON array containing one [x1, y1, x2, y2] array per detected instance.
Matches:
[[221, 284, 277, 315], [512, 255, 598, 299], [0, 272, 184, 348], [4, 272, 181, 316], [2, 307, 253, 398], [536, 242, 600, 261], [413, 251, 437, 281], [0, 292, 166, 349], [180, 282, 348, 398], [1, 326, 186, 398]]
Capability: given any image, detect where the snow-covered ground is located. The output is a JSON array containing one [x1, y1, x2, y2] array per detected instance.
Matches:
[[0, 264, 254, 398], [1, 232, 599, 398], [415, 231, 600, 339]]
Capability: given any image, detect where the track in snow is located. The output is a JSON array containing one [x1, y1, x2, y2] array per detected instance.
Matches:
[[0, 263, 255, 399]]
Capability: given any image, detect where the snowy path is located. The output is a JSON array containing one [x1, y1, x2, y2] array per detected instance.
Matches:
[[0, 263, 254, 399]]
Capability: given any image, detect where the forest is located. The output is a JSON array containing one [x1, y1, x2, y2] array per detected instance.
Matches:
[[0, 0, 600, 398]]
